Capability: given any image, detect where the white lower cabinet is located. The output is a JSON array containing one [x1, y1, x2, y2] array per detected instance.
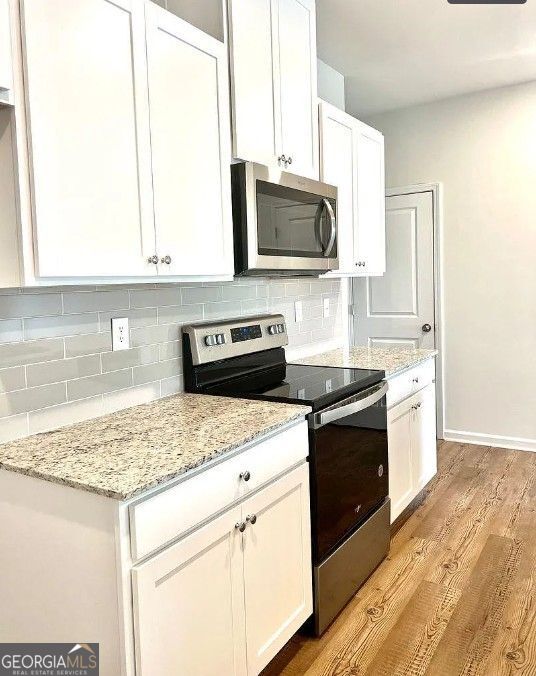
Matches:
[[242, 465, 312, 674], [387, 363, 438, 523], [133, 462, 312, 676], [0, 0, 13, 102]]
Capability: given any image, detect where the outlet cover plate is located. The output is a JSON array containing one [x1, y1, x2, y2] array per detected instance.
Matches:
[[111, 317, 130, 351], [294, 301, 303, 323]]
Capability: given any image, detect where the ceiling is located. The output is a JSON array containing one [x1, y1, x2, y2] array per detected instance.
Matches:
[[316, 0, 536, 116]]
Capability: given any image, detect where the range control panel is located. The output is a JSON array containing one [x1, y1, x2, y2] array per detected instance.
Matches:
[[183, 314, 288, 366]]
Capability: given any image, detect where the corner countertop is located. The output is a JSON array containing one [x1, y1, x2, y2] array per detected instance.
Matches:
[[0, 393, 310, 501], [294, 346, 438, 378]]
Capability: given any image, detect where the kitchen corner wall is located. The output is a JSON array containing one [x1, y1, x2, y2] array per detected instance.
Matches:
[[0, 278, 342, 443]]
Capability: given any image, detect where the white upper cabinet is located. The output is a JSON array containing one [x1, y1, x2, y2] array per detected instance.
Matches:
[[276, 0, 318, 178], [228, 0, 319, 180], [227, 0, 278, 167], [145, 3, 233, 278], [319, 101, 357, 275], [0, 0, 13, 103], [354, 120, 386, 275], [21, 0, 155, 278], [319, 100, 386, 277]]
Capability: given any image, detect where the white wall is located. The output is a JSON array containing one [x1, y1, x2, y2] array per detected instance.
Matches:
[[317, 59, 345, 110], [368, 81, 536, 449]]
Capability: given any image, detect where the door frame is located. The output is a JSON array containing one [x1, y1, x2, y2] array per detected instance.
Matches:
[[349, 182, 445, 439]]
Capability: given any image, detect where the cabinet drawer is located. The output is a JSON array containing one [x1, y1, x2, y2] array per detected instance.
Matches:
[[129, 421, 309, 561], [387, 359, 435, 409]]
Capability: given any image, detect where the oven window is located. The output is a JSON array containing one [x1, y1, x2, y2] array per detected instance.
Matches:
[[256, 180, 336, 258]]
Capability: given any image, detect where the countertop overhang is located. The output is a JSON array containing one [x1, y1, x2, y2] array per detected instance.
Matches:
[[0, 393, 310, 501]]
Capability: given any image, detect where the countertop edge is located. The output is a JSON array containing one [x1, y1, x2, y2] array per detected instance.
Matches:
[[384, 352, 438, 379], [0, 408, 310, 501]]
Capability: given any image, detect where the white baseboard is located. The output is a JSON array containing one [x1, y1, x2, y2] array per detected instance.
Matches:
[[285, 338, 343, 362], [443, 429, 536, 453]]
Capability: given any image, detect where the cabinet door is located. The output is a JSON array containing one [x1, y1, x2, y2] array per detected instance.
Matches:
[[133, 504, 247, 676], [412, 384, 438, 490], [319, 101, 357, 276], [241, 464, 312, 674], [145, 4, 233, 278], [354, 121, 386, 276], [21, 0, 155, 277], [387, 398, 414, 522], [276, 0, 318, 179], [0, 0, 12, 99], [228, 0, 279, 166]]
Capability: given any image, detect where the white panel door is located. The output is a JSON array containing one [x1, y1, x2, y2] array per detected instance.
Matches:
[[21, 0, 155, 277], [354, 121, 385, 276], [387, 397, 414, 522], [0, 0, 12, 97], [276, 0, 318, 179], [412, 384, 438, 490], [354, 190, 435, 349], [241, 464, 312, 675], [319, 100, 358, 276], [145, 3, 233, 278], [133, 504, 247, 676], [228, 0, 278, 165]]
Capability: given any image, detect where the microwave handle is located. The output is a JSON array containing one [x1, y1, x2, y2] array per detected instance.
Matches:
[[317, 199, 336, 257]]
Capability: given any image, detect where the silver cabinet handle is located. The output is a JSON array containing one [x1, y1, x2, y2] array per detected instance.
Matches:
[[278, 154, 287, 166], [161, 255, 172, 264], [246, 514, 257, 525], [147, 255, 158, 264], [287, 156, 293, 165], [239, 470, 251, 482], [235, 521, 246, 533]]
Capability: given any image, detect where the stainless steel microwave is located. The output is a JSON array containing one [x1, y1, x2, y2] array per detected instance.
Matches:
[[231, 162, 338, 276]]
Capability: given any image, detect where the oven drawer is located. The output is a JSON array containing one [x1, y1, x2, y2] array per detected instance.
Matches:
[[386, 359, 435, 409], [129, 421, 309, 561]]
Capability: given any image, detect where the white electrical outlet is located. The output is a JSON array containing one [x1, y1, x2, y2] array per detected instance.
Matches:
[[294, 300, 303, 323], [111, 317, 130, 351], [323, 298, 330, 318]]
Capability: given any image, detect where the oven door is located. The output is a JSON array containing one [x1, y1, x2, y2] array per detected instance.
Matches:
[[309, 382, 389, 563], [234, 162, 338, 274]]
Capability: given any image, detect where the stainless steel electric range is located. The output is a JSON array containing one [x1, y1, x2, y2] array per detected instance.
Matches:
[[182, 314, 391, 636]]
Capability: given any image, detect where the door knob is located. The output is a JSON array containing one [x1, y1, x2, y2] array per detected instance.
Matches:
[[246, 514, 257, 525], [422, 323, 432, 333], [278, 154, 287, 166], [235, 521, 246, 533], [161, 255, 172, 265], [239, 470, 251, 482], [287, 156, 293, 165], [147, 255, 158, 265]]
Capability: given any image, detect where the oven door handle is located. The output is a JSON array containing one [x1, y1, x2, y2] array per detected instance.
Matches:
[[312, 381, 388, 428]]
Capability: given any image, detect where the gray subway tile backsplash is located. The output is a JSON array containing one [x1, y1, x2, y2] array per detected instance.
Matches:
[[26, 355, 101, 387], [0, 278, 343, 443], [0, 319, 24, 344]]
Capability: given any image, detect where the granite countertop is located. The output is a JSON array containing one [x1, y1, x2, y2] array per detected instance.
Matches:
[[295, 346, 438, 378], [0, 393, 310, 501]]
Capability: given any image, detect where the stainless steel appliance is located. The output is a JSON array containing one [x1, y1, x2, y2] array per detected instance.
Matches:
[[182, 314, 390, 636], [231, 162, 338, 276]]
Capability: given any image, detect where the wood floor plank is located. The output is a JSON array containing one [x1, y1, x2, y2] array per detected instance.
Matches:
[[363, 580, 460, 676], [426, 534, 523, 676]]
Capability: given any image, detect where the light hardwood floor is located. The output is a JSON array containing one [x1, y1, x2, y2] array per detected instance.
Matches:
[[262, 441, 536, 675]]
